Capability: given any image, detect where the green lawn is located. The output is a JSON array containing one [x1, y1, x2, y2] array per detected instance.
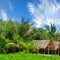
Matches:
[[0, 52, 60, 60]]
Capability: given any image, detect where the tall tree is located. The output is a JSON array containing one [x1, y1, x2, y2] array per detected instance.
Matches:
[[18, 17, 30, 37], [45, 23, 56, 35], [45, 23, 56, 40]]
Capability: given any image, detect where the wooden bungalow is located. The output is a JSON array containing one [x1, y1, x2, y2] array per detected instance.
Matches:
[[35, 40, 55, 54]]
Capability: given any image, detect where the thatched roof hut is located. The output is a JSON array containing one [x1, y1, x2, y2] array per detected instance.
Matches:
[[34, 40, 60, 55], [34, 40, 55, 54]]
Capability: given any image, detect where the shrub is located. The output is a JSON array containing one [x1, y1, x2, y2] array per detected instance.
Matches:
[[0, 48, 6, 54], [0, 37, 7, 48], [19, 41, 39, 53], [5, 43, 20, 53], [19, 42, 27, 51], [13, 35, 24, 44], [26, 41, 39, 53], [0, 37, 9, 54]]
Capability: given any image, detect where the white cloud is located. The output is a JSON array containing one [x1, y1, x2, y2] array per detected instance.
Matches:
[[27, 2, 36, 14], [0, 10, 8, 21], [27, 0, 60, 28], [8, 1, 13, 12]]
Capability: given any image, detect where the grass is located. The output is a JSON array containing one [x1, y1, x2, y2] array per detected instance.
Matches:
[[0, 52, 60, 60]]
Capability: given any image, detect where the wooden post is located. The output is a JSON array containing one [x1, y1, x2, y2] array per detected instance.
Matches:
[[44, 49, 45, 54], [58, 49, 59, 56], [55, 50, 56, 55], [51, 50, 53, 55], [48, 47, 49, 54]]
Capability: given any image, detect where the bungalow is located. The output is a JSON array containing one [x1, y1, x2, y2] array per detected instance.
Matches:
[[35, 40, 55, 54]]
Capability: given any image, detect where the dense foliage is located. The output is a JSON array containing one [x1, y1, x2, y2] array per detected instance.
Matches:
[[0, 18, 60, 54]]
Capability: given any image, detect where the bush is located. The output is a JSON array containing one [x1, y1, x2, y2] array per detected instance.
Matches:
[[0, 37, 9, 54], [13, 35, 24, 44], [5, 43, 20, 53], [0, 37, 7, 48], [0, 48, 6, 54], [19, 41, 39, 53], [26, 41, 39, 53], [19, 42, 27, 51]]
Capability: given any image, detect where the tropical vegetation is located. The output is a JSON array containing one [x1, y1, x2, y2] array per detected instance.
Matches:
[[0, 17, 60, 54]]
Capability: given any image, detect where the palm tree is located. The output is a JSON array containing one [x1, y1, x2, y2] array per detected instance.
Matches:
[[45, 23, 56, 40], [18, 17, 30, 37], [45, 23, 56, 35], [23, 26, 34, 37]]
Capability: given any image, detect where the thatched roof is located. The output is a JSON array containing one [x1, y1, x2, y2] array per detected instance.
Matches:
[[54, 41, 60, 50], [35, 40, 51, 49]]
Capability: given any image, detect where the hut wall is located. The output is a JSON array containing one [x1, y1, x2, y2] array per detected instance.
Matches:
[[45, 41, 55, 54], [47, 41, 55, 50]]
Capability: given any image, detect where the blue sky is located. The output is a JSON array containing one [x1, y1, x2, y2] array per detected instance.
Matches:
[[0, 0, 60, 30], [0, 0, 33, 21]]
